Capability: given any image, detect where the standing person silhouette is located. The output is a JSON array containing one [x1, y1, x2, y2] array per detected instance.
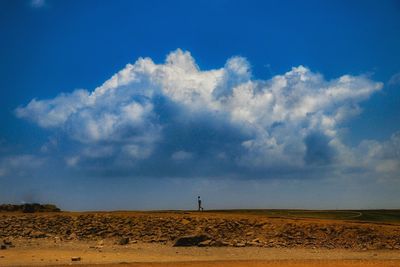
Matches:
[[197, 196, 203, 211]]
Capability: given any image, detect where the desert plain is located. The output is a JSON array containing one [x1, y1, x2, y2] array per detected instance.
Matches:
[[1, 209, 400, 266]]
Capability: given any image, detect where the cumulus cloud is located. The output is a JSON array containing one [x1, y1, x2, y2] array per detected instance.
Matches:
[[0, 155, 45, 178], [356, 133, 400, 178], [16, 49, 396, 179]]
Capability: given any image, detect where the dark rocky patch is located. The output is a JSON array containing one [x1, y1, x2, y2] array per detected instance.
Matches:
[[173, 234, 212, 247]]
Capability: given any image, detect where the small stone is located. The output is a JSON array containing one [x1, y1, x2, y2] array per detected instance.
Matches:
[[234, 242, 246, 247], [118, 237, 129, 245], [30, 231, 47, 238], [198, 239, 212, 247], [71, 256, 81, 261], [3, 239, 12, 246], [213, 240, 227, 247], [68, 233, 77, 240], [181, 219, 191, 225], [0, 245, 6, 250], [262, 224, 270, 230], [248, 241, 261, 246]]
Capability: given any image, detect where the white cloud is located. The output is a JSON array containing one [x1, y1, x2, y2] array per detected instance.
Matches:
[[171, 150, 193, 161], [0, 155, 44, 178], [31, 0, 46, 8], [356, 133, 400, 178], [40, 137, 58, 153], [16, 90, 90, 128], [122, 144, 153, 160], [388, 72, 400, 86], [65, 156, 79, 167], [16, 49, 394, 179]]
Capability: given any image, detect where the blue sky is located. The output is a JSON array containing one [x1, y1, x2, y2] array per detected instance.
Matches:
[[0, 0, 399, 210]]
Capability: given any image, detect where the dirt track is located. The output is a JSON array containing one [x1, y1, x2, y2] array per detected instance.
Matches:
[[1, 240, 400, 266]]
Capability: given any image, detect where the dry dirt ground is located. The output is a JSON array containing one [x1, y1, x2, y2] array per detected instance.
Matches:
[[1, 211, 400, 266], [1, 240, 400, 267]]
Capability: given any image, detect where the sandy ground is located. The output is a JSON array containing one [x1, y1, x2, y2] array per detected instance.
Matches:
[[1, 211, 400, 266], [0, 239, 400, 267], [55, 261, 400, 267]]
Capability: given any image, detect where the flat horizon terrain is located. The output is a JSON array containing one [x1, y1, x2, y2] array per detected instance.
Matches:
[[107, 209, 400, 223], [50, 209, 400, 221], [1, 209, 400, 266]]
